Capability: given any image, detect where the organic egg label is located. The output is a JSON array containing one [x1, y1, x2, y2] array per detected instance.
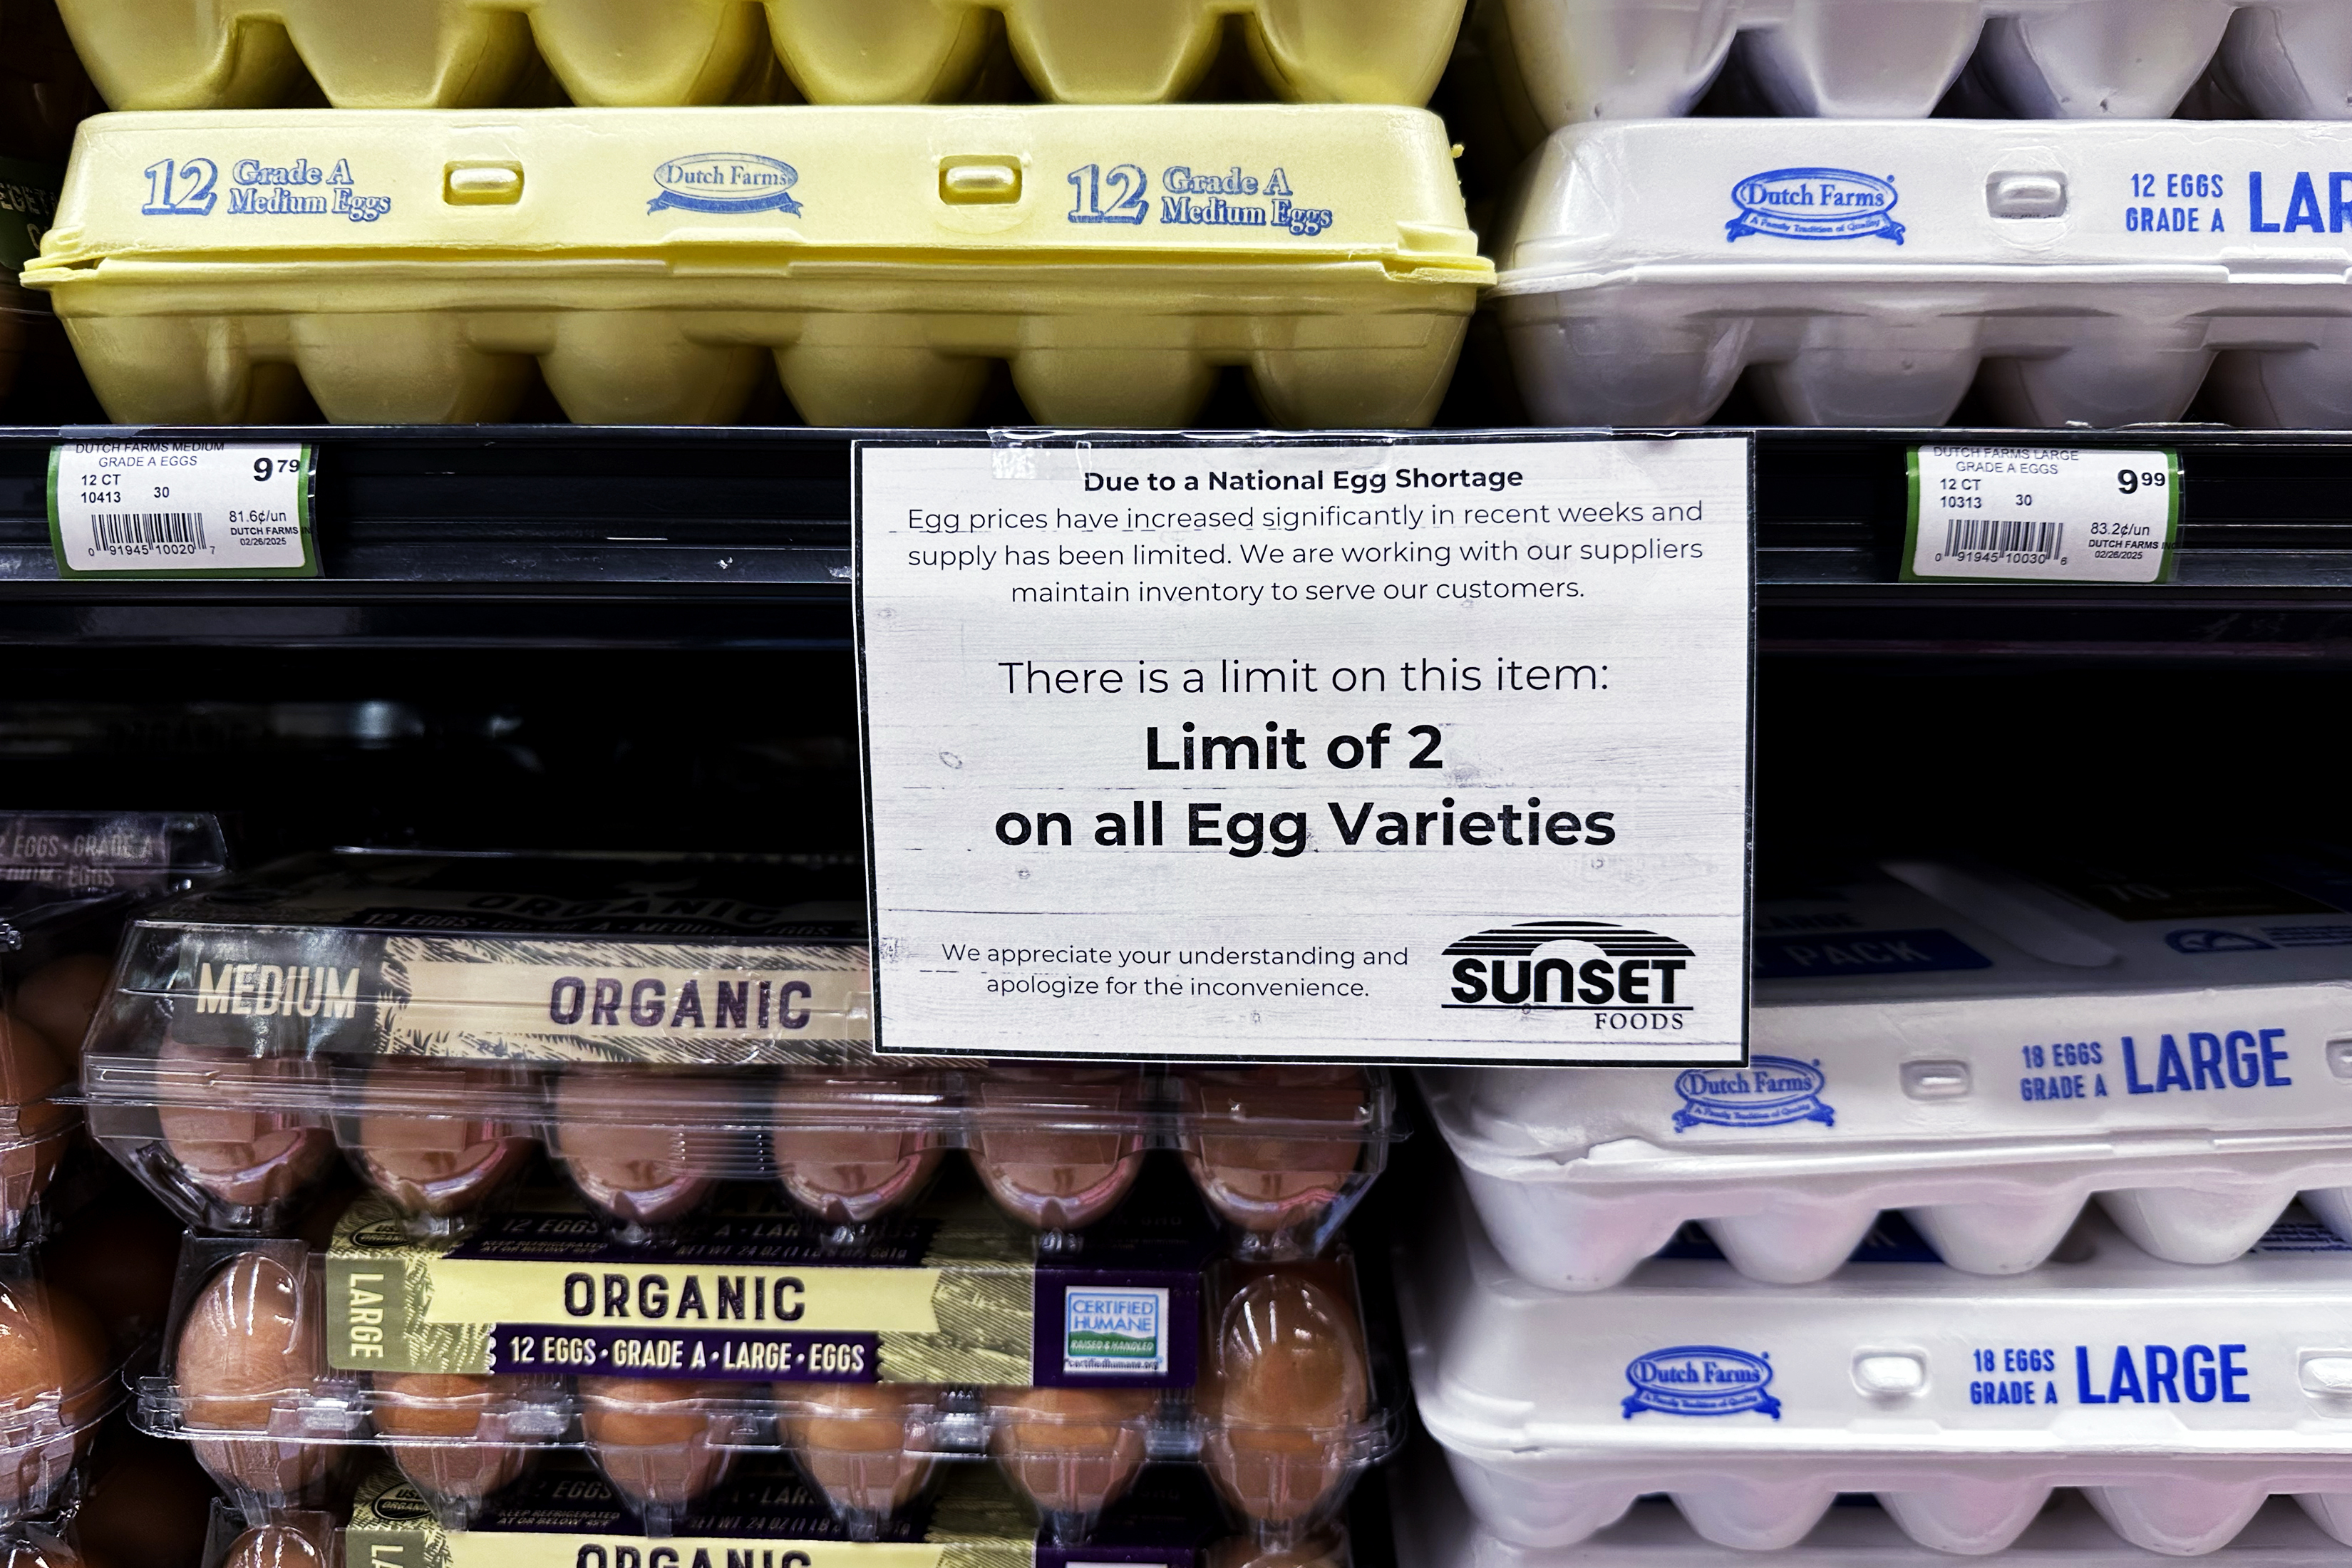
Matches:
[[47, 440, 316, 578], [854, 434, 1755, 1066], [324, 1187, 1209, 1388], [1904, 445, 2180, 584]]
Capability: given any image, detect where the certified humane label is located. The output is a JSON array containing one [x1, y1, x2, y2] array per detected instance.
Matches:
[[47, 440, 316, 577], [854, 435, 1754, 1066], [1905, 445, 2178, 584]]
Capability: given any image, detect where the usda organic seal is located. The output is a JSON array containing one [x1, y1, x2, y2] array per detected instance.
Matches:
[[1727, 167, 1902, 244], [1624, 1346, 1781, 1419]]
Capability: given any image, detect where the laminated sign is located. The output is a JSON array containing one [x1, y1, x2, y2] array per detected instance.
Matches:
[[853, 434, 1755, 1066]]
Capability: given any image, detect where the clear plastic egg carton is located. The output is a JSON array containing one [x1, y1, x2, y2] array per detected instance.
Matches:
[[1388, 1440, 2352, 1568], [1465, 0, 2352, 123], [141, 1214, 1398, 1547], [54, 0, 1467, 110], [238, 1458, 1355, 1568], [21, 105, 1489, 430], [1494, 118, 2352, 429], [1422, 851, 2352, 1294], [0, 812, 227, 1251], [0, 1259, 138, 1535], [83, 850, 1393, 1255], [1401, 1177, 2352, 1557]]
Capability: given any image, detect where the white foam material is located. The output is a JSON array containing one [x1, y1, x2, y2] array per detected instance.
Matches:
[[1487, 0, 2352, 121], [1421, 855, 2352, 1291], [1388, 1445, 2352, 1568], [1401, 1185, 2352, 1556], [1492, 119, 2352, 428]]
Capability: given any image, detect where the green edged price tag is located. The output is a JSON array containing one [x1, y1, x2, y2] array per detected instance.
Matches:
[[1904, 445, 2179, 584], [48, 440, 319, 579]]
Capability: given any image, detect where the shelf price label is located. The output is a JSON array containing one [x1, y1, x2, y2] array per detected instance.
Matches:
[[47, 440, 319, 578], [852, 433, 1755, 1067], [1904, 445, 2179, 584]]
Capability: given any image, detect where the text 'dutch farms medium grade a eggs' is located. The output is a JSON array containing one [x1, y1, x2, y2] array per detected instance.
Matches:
[[20, 107, 1489, 430]]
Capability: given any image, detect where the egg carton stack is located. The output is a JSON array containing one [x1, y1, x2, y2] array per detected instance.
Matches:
[[1457, 0, 2352, 427], [86, 850, 1402, 1561], [0, 812, 230, 1568], [1405, 847, 2352, 1558], [23, 0, 1487, 430]]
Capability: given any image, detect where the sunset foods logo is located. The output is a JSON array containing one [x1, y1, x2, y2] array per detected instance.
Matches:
[[1444, 919, 1694, 1011]]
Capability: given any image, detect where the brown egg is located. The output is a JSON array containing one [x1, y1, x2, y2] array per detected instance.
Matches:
[[578, 1377, 738, 1516], [42, 1183, 182, 1349], [0, 1279, 109, 1517], [373, 1371, 541, 1505], [13, 954, 111, 1065], [76, 1425, 216, 1568], [220, 1523, 332, 1568], [778, 1381, 935, 1519], [1182, 1067, 1369, 1240], [1207, 1535, 1349, 1568], [175, 1251, 336, 1507], [0, 1012, 71, 1244], [0, 1537, 91, 1568], [552, 1071, 737, 1229], [352, 1062, 535, 1219], [968, 1068, 1145, 1232], [153, 1040, 336, 1214], [772, 1065, 943, 1227], [987, 1386, 1152, 1522], [1197, 1268, 1370, 1527]]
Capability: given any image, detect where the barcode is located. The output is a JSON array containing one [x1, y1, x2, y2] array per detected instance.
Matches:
[[87, 512, 206, 552], [1945, 516, 2059, 562]]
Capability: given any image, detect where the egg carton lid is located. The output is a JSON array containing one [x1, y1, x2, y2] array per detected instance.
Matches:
[[1424, 850, 2352, 1175], [333, 1453, 1244, 1561], [25, 108, 1490, 290], [0, 811, 227, 942], [1402, 1167, 2352, 1463], [1491, 119, 2352, 297], [1387, 1442, 2352, 1568]]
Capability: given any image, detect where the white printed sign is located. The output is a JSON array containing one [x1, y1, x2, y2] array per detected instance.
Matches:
[[854, 435, 1753, 1066], [1907, 445, 2178, 584], [48, 440, 315, 577]]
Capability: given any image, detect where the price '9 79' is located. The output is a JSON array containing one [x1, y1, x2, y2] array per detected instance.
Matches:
[[252, 456, 299, 482], [2117, 468, 2167, 495]]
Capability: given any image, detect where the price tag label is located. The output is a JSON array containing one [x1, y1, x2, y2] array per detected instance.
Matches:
[[854, 433, 1755, 1066], [1904, 445, 2178, 584], [48, 440, 318, 578]]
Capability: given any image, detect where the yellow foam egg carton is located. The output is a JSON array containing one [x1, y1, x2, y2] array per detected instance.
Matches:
[[24, 106, 1490, 428], [53, 0, 1467, 109]]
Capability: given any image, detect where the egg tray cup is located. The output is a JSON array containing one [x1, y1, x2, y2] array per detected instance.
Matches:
[[1493, 118, 2352, 430], [51, 0, 1467, 110], [145, 1237, 1401, 1543], [1389, 1452, 2352, 1568], [1468, 0, 2352, 125], [1403, 1174, 2352, 1558], [86, 1056, 1401, 1258], [23, 106, 1488, 431]]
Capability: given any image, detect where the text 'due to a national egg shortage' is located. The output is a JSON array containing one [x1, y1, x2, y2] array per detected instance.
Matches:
[[853, 434, 1755, 1066]]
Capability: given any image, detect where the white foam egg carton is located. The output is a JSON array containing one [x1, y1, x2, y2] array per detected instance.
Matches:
[[1492, 118, 2352, 428], [1477, 0, 2352, 123], [1388, 1442, 2352, 1568], [1420, 853, 2352, 1292], [1400, 1182, 2352, 1557]]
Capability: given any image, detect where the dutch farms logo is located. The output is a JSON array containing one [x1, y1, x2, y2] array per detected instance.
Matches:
[[1444, 919, 1693, 1011], [1727, 167, 1903, 244], [1673, 1056, 1833, 1131], [1624, 1346, 1781, 1418], [650, 153, 802, 216]]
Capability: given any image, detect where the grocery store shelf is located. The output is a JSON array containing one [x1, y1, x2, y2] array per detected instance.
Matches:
[[9, 423, 2352, 652]]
